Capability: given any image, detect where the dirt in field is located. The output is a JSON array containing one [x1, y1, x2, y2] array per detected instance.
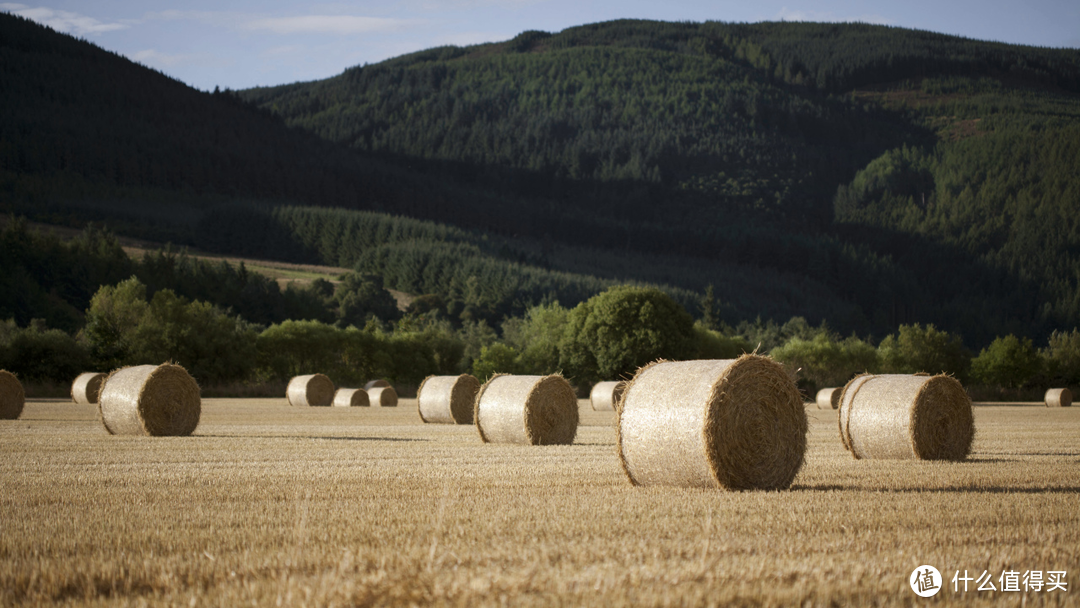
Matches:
[[1, 401, 1077, 606]]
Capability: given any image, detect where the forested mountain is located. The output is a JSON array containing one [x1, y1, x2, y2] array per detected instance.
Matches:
[[3, 12, 1080, 347]]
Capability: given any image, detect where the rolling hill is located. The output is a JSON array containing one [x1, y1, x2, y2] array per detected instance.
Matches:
[[3, 13, 1080, 346]]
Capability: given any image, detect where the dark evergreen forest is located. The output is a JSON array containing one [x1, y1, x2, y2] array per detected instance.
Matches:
[[3, 13, 1080, 348]]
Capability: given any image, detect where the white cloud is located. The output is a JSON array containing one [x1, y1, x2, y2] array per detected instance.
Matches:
[[0, 3, 128, 35], [775, 7, 893, 25], [243, 15, 410, 35]]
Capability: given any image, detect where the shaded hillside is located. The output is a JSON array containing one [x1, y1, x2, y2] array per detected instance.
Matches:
[[4, 12, 1080, 346]]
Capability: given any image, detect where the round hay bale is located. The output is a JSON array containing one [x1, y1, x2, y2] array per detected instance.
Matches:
[[1044, 388, 1072, 408], [364, 379, 391, 390], [332, 388, 370, 407], [71, 372, 106, 405], [286, 374, 334, 407], [618, 356, 807, 491], [590, 380, 627, 411], [98, 364, 200, 436], [475, 374, 578, 445], [417, 374, 480, 424], [815, 387, 841, 410], [0, 370, 25, 420], [837, 373, 974, 461], [368, 386, 398, 407]]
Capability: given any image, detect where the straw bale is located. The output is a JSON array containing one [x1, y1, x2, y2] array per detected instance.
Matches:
[[71, 372, 106, 405], [286, 374, 334, 407], [590, 380, 627, 411], [815, 387, 841, 410], [98, 364, 200, 436], [1044, 388, 1072, 408], [332, 388, 370, 407], [837, 373, 973, 461], [0, 370, 25, 420], [417, 374, 480, 424], [475, 374, 578, 445], [364, 379, 391, 390], [617, 355, 807, 490], [368, 386, 398, 407]]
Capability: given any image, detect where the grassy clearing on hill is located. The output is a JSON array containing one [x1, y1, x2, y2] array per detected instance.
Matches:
[[1, 400, 1076, 606]]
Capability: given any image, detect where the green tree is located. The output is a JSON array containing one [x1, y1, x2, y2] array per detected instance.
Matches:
[[558, 285, 695, 384], [471, 343, 523, 382], [971, 335, 1043, 389], [502, 301, 570, 375], [1044, 328, 1080, 385], [877, 324, 971, 380], [335, 273, 401, 327], [82, 277, 149, 370]]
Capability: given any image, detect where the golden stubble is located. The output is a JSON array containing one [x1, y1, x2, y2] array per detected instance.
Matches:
[[1, 398, 1077, 606]]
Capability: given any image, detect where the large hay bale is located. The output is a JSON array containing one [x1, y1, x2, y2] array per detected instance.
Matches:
[[98, 364, 200, 436], [1045, 388, 1072, 408], [417, 374, 480, 424], [590, 380, 627, 411], [475, 374, 578, 445], [0, 370, 25, 420], [286, 374, 334, 407], [332, 388, 370, 407], [364, 379, 390, 390], [618, 356, 807, 490], [816, 387, 841, 410], [71, 372, 106, 405], [837, 374, 974, 461], [368, 386, 398, 407]]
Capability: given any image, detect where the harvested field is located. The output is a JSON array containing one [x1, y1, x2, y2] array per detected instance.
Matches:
[[1, 400, 1077, 606]]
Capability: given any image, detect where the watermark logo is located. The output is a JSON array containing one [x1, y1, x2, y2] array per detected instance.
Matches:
[[910, 565, 942, 597]]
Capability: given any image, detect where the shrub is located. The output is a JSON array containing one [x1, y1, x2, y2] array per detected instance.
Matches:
[[771, 333, 878, 395], [0, 319, 91, 383], [971, 334, 1043, 389], [472, 343, 523, 382]]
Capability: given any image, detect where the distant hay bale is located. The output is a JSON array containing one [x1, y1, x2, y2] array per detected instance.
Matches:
[[417, 374, 480, 424], [332, 388, 370, 407], [0, 370, 25, 420], [590, 380, 627, 411], [368, 386, 398, 407], [475, 374, 578, 445], [838, 374, 974, 461], [618, 356, 807, 491], [98, 364, 200, 436], [1044, 388, 1072, 408], [364, 379, 391, 390], [71, 372, 106, 405], [816, 387, 841, 410], [286, 374, 334, 407]]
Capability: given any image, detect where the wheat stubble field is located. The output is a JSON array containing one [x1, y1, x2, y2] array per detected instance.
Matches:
[[1, 399, 1077, 607]]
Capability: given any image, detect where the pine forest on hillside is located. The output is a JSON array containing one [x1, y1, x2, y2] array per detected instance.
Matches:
[[3, 13, 1080, 385]]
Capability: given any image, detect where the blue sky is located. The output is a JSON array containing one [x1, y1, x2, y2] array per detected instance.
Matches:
[[4, 1, 1078, 91]]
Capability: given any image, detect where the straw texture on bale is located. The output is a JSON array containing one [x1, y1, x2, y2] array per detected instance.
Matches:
[[286, 374, 335, 407], [617, 356, 807, 491], [590, 380, 627, 411], [332, 388, 370, 407], [417, 374, 480, 424], [1044, 388, 1072, 408], [475, 374, 578, 445], [815, 387, 841, 410], [364, 379, 390, 390], [98, 364, 200, 436], [838, 373, 974, 461], [0, 370, 25, 420], [71, 372, 106, 405], [368, 386, 398, 407]]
